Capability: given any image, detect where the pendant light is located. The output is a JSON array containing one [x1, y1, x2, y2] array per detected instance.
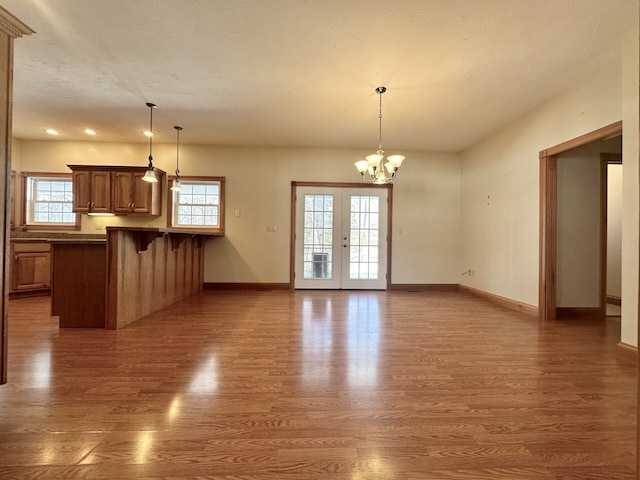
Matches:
[[354, 86, 405, 184], [142, 102, 158, 183], [171, 125, 183, 192]]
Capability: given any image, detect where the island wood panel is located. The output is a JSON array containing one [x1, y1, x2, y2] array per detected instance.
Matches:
[[106, 229, 205, 330], [51, 242, 107, 328]]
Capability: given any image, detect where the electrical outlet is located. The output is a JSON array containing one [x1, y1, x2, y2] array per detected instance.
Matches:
[[266, 225, 278, 232]]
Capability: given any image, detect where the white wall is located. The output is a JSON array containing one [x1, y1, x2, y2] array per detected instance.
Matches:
[[556, 146, 601, 307], [11, 141, 461, 285], [620, 27, 639, 346], [607, 163, 622, 299], [460, 26, 639, 346], [556, 138, 620, 308], [460, 64, 624, 307]]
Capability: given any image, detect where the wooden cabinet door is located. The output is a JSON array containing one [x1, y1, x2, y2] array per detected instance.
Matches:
[[112, 171, 134, 213], [114, 171, 162, 215], [72, 170, 111, 214], [131, 171, 154, 214], [89, 171, 112, 213], [11, 243, 51, 292], [72, 170, 92, 213]]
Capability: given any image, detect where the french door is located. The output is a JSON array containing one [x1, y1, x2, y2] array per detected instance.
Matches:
[[294, 186, 388, 289]]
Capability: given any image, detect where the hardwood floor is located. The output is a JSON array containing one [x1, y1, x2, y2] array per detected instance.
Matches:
[[0, 290, 635, 479]]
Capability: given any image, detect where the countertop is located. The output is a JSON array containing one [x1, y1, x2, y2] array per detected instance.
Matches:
[[106, 226, 224, 237], [11, 232, 106, 242]]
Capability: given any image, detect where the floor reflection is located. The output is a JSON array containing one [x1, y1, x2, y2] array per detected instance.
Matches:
[[189, 356, 219, 394], [301, 293, 381, 388], [32, 349, 52, 389], [347, 294, 380, 387], [302, 296, 333, 385]]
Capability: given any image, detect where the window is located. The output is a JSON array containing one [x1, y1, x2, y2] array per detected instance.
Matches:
[[21, 172, 80, 230], [167, 176, 225, 232]]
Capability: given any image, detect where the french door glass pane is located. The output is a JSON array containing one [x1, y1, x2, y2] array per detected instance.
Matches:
[[303, 194, 334, 279], [349, 195, 380, 280]]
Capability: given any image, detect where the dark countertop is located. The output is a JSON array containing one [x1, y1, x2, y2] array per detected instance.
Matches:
[[106, 226, 224, 237], [49, 239, 107, 245], [11, 231, 106, 242]]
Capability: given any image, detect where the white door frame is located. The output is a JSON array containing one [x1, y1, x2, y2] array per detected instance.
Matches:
[[290, 181, 393, 290]]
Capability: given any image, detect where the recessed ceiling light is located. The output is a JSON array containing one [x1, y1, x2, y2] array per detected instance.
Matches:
[[143, 131, 154, 137], [45, 129, 60, 136], [84, 129, 97, 135]]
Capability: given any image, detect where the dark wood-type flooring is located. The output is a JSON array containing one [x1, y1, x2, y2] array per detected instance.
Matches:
[[0, 290, 636, 479]]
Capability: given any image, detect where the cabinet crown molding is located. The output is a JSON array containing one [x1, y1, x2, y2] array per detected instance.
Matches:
[[0, 6, 34, 38]]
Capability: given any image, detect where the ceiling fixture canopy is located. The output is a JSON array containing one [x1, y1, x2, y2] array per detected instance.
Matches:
[[141, 102, 158, 183], [171, 125, 183, 192], [354, 86, 405, 184]]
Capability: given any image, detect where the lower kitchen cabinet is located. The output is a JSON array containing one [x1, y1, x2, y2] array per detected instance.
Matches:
[[10, 241, 51, 294]]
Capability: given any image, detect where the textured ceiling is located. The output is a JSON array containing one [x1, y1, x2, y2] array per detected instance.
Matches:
[[2, 0, 637, 152]]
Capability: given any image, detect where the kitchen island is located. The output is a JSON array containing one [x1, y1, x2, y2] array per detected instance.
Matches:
[[51, 227, 222, 329]]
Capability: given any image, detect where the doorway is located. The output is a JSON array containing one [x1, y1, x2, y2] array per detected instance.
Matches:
[[602, 153, 622, 317], [292, 183, 391, 290], [539, 121, 623, 321]]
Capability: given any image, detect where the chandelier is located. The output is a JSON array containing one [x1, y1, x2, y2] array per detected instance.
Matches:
[[354, 86, 405, 184]]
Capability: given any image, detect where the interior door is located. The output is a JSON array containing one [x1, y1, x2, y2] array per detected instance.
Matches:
[[294, 186, 388, 289]]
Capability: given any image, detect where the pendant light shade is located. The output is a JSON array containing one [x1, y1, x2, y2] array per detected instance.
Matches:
[[142, 102, 158, 183]]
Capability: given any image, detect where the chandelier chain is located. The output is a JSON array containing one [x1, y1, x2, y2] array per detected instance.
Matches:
[[378, 91, 383, 151]]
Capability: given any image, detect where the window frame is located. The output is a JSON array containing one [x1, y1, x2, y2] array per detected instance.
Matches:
[[20, 172, 80, 231], [167, 176, 225, 233]]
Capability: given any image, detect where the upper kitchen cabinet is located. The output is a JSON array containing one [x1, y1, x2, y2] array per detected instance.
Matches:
[[68, 165, 165, 216], [69, 166, 112, 214], [113, 168, 164, 215]]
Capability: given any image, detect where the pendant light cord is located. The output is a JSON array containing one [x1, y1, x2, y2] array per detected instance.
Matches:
[[146, 102, 156, 167], [174, 125, 183, 177]]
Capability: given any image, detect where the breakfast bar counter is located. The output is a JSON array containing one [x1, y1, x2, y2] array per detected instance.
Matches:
[[51, 227, 221, 329]]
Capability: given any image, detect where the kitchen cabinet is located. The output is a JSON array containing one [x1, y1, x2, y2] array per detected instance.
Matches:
[[113, 169, 163, 215], [70, 168, 112, 214], [68, 165, 164, 216], [51, 240, 106, 328], [10, 241, 51, 294]]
